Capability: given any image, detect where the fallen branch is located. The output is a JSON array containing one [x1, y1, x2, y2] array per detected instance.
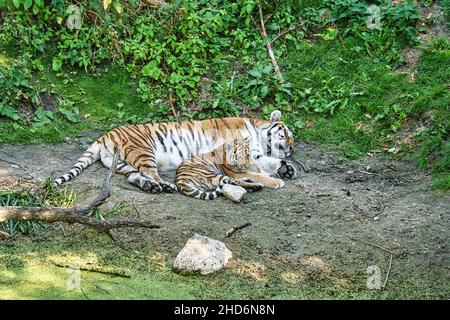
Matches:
[[0, 148, 160, 239], [357, 170, 377, 175], [257, 3, 283, 80], [223, 221, 251, 241], [349, 237, 394, 289], [383, 252, 394, 289], [313, 193, 332, 198], [50, 259, 131, 278]]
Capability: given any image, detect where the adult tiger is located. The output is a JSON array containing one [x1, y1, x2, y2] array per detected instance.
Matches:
[[53, 110, 297, 193]]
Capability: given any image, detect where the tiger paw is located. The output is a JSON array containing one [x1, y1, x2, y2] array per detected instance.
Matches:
[[273, 179, 285, 189], [161, 182, 178, 193], [277, 160, 297, 179], [142, 180, 163, 194], [245, 183, 264, 192], [265, 178, 285, 189]]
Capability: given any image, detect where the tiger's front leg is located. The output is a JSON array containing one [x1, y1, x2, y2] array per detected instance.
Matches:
[[231, 172, 285, 190]]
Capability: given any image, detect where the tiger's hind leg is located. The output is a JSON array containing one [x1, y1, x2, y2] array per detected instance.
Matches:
[[124, 150, 177, 193], [231, 172, 285, 189], [112, 162, 168, 194], [110, 162, 161, 194], [127, 172, 164, 194], [138, 169, 177, 193]]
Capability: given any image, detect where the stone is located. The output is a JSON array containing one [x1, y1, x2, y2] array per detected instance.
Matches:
[[173, 233, 233, 275], [222, 184, 247, 202]]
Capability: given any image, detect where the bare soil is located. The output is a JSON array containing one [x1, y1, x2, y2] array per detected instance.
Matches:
[[0, 133, 449, 298]]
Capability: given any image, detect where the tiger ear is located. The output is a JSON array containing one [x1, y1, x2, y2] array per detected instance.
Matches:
[[270, 110, 282, 122]]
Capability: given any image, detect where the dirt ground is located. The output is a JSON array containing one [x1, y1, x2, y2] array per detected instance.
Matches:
[[0, 132, 449, 299]]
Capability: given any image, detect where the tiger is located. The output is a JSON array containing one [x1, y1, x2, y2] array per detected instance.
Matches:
[[176, 136, 286, 200], [53, 110, 297, 193]]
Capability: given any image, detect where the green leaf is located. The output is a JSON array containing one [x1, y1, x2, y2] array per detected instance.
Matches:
[[59, 107, 80, 123], [32, 3, 39, 14], [12, 0, 20, 9], [33, 107, 54, 127], [142, 60, 161, 79], [260, 85, 269, 98], [113, 0, 123, 14], [23, 0, 33, 10], [52, 57, 62, 71], [32, 59, 44, 71], [294, 120, 304, 129], [262, 65, 273, 74], [103, 0, 112, 10], [322, 27, 338, 41], [249, 68, 262, 78], [0, 104, 20, 121], [169, 72, 183, 83]]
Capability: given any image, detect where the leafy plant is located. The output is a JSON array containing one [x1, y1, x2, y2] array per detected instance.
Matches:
[[0, 179, 75, 237]]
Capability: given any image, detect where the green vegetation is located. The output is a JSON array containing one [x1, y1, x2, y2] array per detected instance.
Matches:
[[1, 207, 448, 299], [0, 179, 75, 236], [0, 1, 447, 181], [1, 0, 448, 300], [0, 0, 447, 188]]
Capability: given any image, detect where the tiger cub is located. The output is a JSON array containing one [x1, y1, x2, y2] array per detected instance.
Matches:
[[176, 137, 285, 200]]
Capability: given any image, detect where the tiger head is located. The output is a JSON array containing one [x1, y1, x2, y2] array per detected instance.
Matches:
[[228, 137, 252, 170], [260, 110, 294, 159]]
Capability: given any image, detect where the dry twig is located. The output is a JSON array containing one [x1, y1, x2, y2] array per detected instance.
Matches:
[[349, 237, 394, 289], [223, 221, 251, 241], [50, 259, 131, 278], [257, 3, 283, 80], [0, 149, 160, 240], [271, 22, 304, 43]]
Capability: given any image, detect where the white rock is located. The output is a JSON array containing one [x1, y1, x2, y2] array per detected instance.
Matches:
[[173, 233, 233, 275], [222, 184, 247, 202]]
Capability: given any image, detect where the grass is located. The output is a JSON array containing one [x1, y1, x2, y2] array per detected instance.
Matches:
[[1, 216, 448, 299], [0, 180, 75, 237], [1, 37, 448, 189], [1, 222, 448, 300], [281, 37, 449, 188], [0, 62, 151, 144]]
